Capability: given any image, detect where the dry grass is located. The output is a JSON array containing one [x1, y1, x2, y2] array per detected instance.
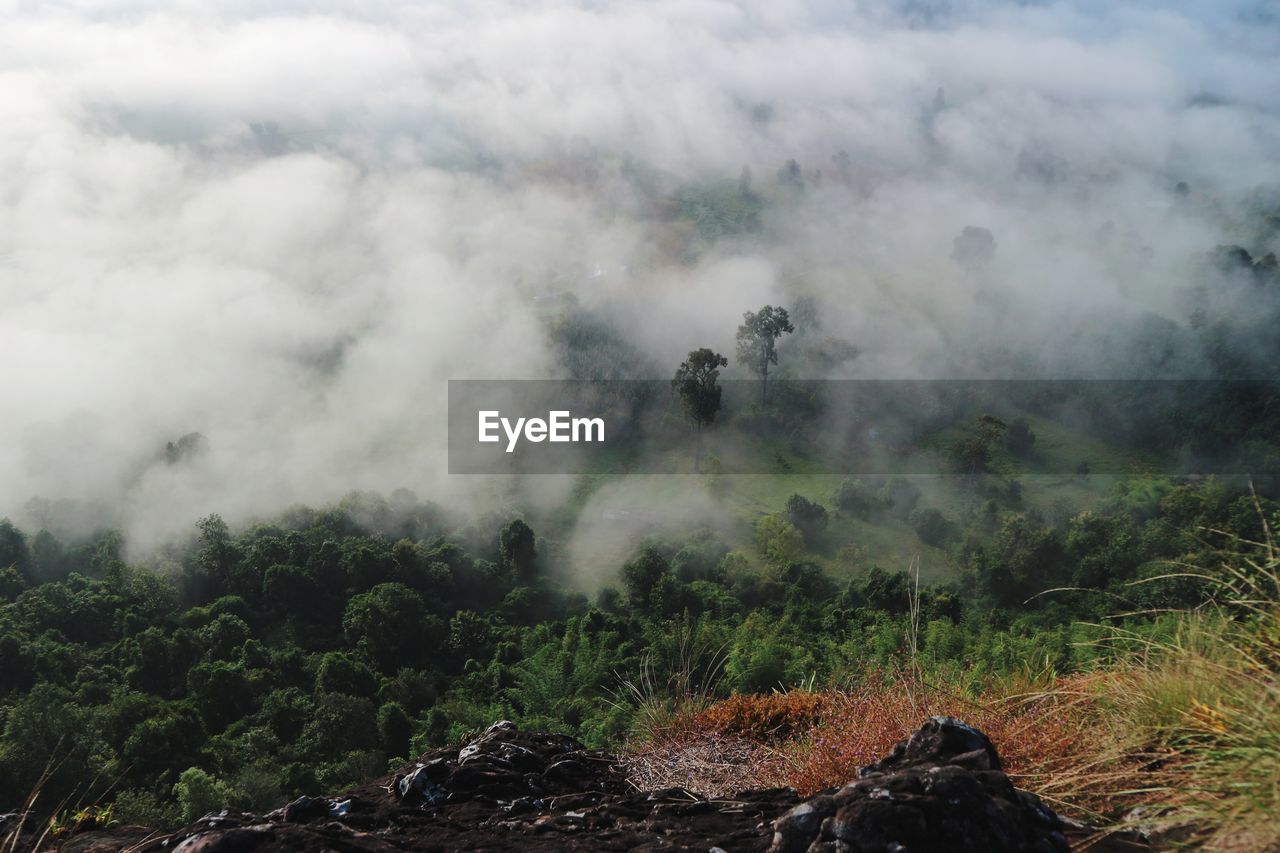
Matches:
[[623, 733, 791, 798], [624, 668, 1163, 824]]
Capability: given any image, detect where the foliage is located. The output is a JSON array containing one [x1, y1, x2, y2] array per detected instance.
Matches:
[[0, 477, 1273, 829], [672, 348, 728, 471], [784, 494, 828, 542], [173, 767, 237, 824], [499, 520, 537, 584], [753, 515, 805, 568], [736, 305, 794, 405]]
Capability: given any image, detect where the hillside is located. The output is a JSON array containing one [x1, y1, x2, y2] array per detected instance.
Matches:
[[1, 477, 1277, 850], [7, 718, 1141, 852], [3, 2, 1280, 850]]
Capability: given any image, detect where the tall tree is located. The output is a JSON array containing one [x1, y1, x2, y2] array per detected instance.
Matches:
[[736, 305, 794, 405], [672, 348, 728, 471], [499, 519, 537, 584]]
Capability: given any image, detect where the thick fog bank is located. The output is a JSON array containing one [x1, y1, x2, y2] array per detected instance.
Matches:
[[0, 0, 1277, 548]]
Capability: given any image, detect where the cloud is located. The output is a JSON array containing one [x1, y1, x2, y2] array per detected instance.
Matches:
[[0, 0, 1276, 548]]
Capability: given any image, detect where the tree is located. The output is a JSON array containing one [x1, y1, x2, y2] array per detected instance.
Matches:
[[621, 547, 670, 610], [196, 613, 251, 662], [910, 507, 950, 547], [0, 565, 27, 601], [377, 701, 413, 759], [263, 564, 326, 621], [315, 651, 377, 696], [193, 515, 239, 597], [736, 305, 794, 405], [784, 494, 828, 542], [499, 519, 537, 584], [122, 704, 204, 779], [1005, 418, 1036, 457], [672, 348, 728, 471], [831, 479, 886, 519], [343, 583, 437, 672], [186, 661, 253, 732], [975, 514, 1067, 607], [0, 519, 29, 579], [754, 515, 805, 568], [173, 767, 236, 824], [777, 159, 803, 190], [951, 414, 1007, 474]]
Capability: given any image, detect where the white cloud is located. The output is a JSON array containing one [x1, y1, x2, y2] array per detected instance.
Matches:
[[0, 0, 1276, 547]]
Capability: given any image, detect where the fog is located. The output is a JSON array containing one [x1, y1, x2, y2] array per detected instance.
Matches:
[[1, 0, 1277, 551]]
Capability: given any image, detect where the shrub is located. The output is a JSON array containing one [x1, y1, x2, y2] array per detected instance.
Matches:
[[909, 507, 950, 546], [754, 516, 805, 568], [315, 652, 377, 697], [173, 767, 236, 824], [831, 479, 882, 519], [784, 494, 828, 540]]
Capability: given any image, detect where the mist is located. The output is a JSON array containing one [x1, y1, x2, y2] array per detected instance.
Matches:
[[1, 0, 1278, 552]]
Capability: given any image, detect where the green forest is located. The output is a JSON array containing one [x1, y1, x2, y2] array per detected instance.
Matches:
[[1, 470, 1274, 828]]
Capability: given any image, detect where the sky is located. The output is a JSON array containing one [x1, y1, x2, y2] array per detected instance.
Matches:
[[0, 0, 1277, 549]]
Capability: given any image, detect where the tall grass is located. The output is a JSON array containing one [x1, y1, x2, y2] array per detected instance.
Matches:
[[1084, 502, 1280, 848], [611, 617, 729, 739]]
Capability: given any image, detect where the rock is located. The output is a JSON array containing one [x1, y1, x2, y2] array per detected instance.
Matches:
[[396, 763, 448, 806], [860, 715, 1001, 775], [61, 719, 1144, 852], [173, 825, 276, 852], [768, 717, 1070, 853], [275, 795, 330, 823], [771, 795, 837, 852]]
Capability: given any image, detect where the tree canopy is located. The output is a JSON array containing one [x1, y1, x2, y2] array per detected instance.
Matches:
[[736, 305, 794, 405]]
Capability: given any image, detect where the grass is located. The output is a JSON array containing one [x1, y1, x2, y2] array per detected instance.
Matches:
[[623, 669, 1123, 812], [1082, 512, 1280, 848], [624, 498, 1280, 848]]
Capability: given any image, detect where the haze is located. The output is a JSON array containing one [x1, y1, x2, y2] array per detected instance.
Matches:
[[1, 0, 1277, 550]]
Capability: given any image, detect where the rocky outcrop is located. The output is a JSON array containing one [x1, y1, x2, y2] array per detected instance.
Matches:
[[769, 716, 1068, 853], [29, 718, 1145, 852]]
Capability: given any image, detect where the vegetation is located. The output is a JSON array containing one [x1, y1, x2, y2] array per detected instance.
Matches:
[[736, 305, 794, 405], [672, 348, 728, 472], [630, 505, 1280, 848], [2, 230, 1279, 843], [0, 475, 1274, 836]]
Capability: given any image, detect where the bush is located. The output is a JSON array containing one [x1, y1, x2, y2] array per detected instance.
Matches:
[[111, 788, 183, 830], [173, 767, 236, 824], [784, 494, 828, 540], [831, 479, 882, 519], [315, 652, 377, 697], [692, 691, 833, 740], [909, 508, 950, 547], [754, 516, 806, 568], [377, 701, 414, 760]]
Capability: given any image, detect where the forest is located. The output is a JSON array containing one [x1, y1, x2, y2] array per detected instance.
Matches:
[[0, 467, 1275, 828]]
